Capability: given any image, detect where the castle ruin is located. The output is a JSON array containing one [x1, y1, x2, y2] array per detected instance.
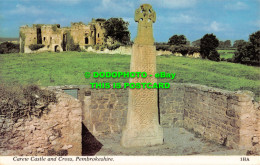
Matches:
[[19, 18, 106, 53]]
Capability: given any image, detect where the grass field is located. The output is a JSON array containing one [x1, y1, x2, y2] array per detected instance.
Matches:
[[217, 49, 236, 59], [0, 51, 259, 101]]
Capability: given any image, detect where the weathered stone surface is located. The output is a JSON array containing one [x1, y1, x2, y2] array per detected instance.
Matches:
[[0, 91, 82, 156], [121, 4, 163, 148], [20, 19, 106, 53], [45, 83, 259, 153]]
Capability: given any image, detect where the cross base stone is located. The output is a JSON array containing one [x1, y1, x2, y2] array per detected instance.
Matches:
[[121, 125, 163, 147]]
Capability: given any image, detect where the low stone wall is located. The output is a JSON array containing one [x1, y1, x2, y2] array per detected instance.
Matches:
[[46, 85, 129, 136], [0, 92, 82, 156], [2, 83, 257, 155], [181, 84, 258, 150], [160, 84, 259, 150], [80, 86, 128, 135], [159, 84, 185, 127], [24, 45, 63, 53], [75, 83, 259, 150], [85, 46, 132, 55]]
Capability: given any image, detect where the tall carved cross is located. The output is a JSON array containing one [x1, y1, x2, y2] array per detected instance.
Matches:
[[121, 4, 163, 148]]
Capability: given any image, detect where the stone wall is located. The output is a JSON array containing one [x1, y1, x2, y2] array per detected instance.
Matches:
[[1, 83, 258, 155], [159, 84, 185, 127], [182, 84, 257, 149], [85, 46, 200, 57], [76, 83, 259, 150], [80, 86, 128, 135], [0, 92, 82, 156], [85, 46, 173, 56]]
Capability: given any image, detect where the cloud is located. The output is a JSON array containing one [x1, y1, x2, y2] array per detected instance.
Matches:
[[9, 4, 44, 15], [158, 14, 198, 25], [254, 20, 260, 28], [204, 21, 224, 32], [224, 1, 248, 10], [141, 0, 198, 9], [93, 0, 134, 16], [170, 14, 195, 24], [47, 0, 83, 4]]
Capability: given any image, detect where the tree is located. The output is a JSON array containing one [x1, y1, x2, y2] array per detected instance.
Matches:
[[208, 49, 220, 61], [249, 30, 260, 49], [233, 30, 260, 65], [233, 40, 246, 48], [218, 41, 225, 49], [200, 33, 219, 60], [224, 40, 231, 48], [191, 39, 200, 47], [218, 40, 231, 49], [103, 18, 130, 45], [168, 35, 187, 45]]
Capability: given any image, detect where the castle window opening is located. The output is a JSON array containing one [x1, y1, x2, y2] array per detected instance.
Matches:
[[36, 28, 42, 44], [43, 37, 46, 41], [97, 33, 99, 38], [85, 37, 89, 44], [54, 45, 59, 52]]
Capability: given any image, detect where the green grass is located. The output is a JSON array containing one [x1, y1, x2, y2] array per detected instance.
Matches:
[[218, 49, 236, 59], [0, 51, 259, 101]]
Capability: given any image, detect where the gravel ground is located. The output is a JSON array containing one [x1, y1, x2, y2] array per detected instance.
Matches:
[[89, 127, 247, 156]]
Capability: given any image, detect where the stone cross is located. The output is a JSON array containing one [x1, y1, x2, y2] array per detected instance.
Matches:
[[121, 4, 163, 147], [134, 4, 156, 45]]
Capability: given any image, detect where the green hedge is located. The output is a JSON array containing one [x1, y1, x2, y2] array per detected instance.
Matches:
[[29, 44, 45, 51], [156, 44, 199, 55], [0, 42, 19, 54], [107, 43, 121, 50]]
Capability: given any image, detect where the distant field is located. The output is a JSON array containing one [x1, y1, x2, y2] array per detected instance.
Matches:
[[0, 37, 19, 43], [0, 51, 259, 101], [218, 49, 236, 59]]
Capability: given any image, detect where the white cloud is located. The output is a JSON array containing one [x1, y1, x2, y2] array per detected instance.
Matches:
[[9, 4, 44, 15], [47, 0, 82, 4], [224, 1, 248, 10], [205, 21, 224, 32], [254, 20, 260, 28], [141, 0, 198, 9], [158, 14, 197, 24], [170, 14, 194, 23], [94, 0, 134, 16]]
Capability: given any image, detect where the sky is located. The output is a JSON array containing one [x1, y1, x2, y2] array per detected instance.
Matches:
[[0, 0, 259, 43]]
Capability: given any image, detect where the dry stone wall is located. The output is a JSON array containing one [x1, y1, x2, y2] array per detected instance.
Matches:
[[1, 83, 258, 155], [85, 46, 199, 57], [159, 84, 185, 127], [77, 83, 259, 150], [181, 84, 258, 150], [0, 92, 82, 156]]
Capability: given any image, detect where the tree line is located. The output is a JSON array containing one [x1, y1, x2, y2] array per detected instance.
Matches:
[[159, 30, 260, 66], [1, 17, 259, 67]]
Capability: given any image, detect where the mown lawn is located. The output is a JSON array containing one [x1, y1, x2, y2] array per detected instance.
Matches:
[[0, 51, 259, 101]]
